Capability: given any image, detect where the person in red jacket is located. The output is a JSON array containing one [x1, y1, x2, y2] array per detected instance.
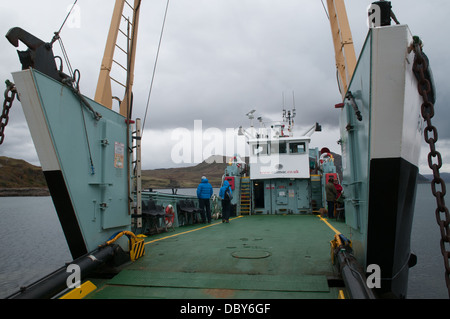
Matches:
[[334, 179, 343, 200]]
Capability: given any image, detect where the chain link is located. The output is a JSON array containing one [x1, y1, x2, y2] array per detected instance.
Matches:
[[413, 37, 450, 298], [0, 80, 18, 145]]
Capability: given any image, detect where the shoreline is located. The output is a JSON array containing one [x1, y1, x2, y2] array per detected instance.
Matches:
[[0, 179, 432, 198], [0, 188, 50, 197]]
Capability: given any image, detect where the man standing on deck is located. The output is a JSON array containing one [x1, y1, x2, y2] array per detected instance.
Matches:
[[197, 176, 213, 223], [219, 180, 233, 223], [325, 178, 337, 219]]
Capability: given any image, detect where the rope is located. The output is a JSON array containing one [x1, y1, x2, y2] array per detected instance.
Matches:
[[58, 37, 74, 77], [142, 0, 170, 136], [52, 0, 78, 86], [80, 97, 96, 175], [51, 0, 79, 45], [75, 69, 96, 175], [320, 0, 330, 20]]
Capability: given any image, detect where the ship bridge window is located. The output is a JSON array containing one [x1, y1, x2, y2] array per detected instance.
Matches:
[[253, 143, 269, 156], [289, 142, 306, 154], [271, 141, 287, 154]]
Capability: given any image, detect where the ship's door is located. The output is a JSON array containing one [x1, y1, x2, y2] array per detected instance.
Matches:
[[296, 179, 311, 212], [275, 182, 288, 206], [253, 180, 265, 208]]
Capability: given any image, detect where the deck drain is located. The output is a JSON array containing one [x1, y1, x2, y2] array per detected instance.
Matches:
[[231, 250, 271, 259]]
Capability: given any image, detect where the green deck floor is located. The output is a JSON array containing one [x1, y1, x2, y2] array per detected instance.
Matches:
[[87, 215, 346, 299]]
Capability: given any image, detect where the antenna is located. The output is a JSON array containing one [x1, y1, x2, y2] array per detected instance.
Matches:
[[246, 109, 256, 120], [280, 91, 296, 136], [246, 109, 256, 127], [292, 91, 296, 118]]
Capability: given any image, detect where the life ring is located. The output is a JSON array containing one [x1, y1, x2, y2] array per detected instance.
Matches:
[[320, 152, 333, 164], [165, 204, 175, 228]]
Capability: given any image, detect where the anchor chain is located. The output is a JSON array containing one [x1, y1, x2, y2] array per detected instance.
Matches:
[[0, 80, 18, 145], [412, 36, 450, 298]]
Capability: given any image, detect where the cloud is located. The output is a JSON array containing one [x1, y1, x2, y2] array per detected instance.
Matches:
[[0, 121, 38, 165], [0, 0, 449, 174], [419, 138, 450, 175]]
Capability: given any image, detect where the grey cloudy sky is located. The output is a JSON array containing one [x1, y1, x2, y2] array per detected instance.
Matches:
[[0, 0, 449, 173]]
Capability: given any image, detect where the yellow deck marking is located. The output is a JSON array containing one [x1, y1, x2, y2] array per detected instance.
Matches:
[[145, 216, 244, 245], [59, 281, 97, 299], [317, 215, 342, 235]]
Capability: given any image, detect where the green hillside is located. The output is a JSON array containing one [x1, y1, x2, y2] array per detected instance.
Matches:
[[0, 155, 232, 191], [142, 156, 232, 189], [2, 153, 432, 194], [0, 156, 47, 188]]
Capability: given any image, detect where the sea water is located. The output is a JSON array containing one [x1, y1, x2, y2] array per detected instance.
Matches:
[[0, 183, 447, 298], [0, 196, 71, 298], [408, 183, 448, 298]]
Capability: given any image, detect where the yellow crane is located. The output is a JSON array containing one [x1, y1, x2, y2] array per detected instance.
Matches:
[[94, 0, 141, 118], [325, 0, 357, 100]]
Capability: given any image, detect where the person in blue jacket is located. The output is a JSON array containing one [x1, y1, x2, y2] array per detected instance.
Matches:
[[219, 180, 233, 223], [197, 176, 213, 223]]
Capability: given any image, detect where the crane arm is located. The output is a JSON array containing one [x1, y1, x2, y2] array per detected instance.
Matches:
[[326, 0, 357, 100], [95, 0, 141, 118]]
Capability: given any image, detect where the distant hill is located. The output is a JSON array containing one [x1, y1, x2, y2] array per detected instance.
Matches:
[[142, 155, 234, 189], [0, 156, 47, 188], [0, 156, 49, 196], [421, 173, 450, 183], [0, 155, 232, 193], [0, 154, 438, 195]]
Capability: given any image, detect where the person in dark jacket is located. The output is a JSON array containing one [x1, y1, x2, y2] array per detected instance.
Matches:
[[197, 176, 213, 223], [219, 180, 233, 223], [325, 178, 337, 219]]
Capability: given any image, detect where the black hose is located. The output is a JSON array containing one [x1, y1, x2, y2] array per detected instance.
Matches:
[[7, 245, 115, 299]]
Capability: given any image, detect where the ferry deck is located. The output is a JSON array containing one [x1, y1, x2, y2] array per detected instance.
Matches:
[[85, 214, 346, 299]]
